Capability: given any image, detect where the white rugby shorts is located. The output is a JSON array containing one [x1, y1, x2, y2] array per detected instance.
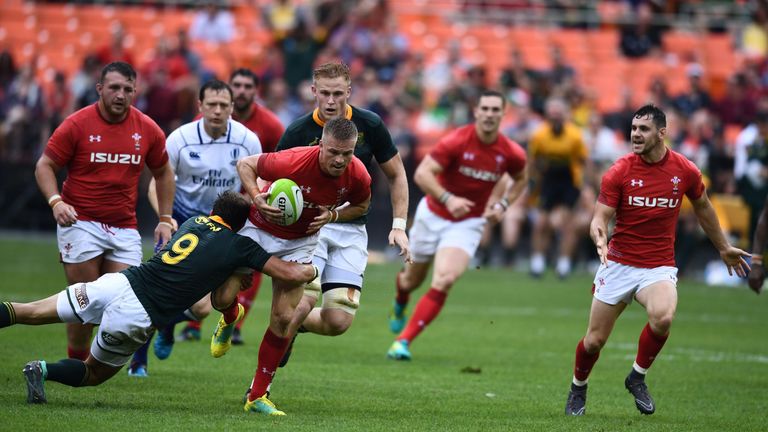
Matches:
[[238, 219, 318, 264], [56, 273, 154, 367], [313, 223, 368, 289], [409, 198, 486, 263], [593, 260, 678, 305], [57, 221, 142, 265]]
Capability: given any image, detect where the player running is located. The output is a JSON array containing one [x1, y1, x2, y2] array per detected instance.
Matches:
[[564, 104, 750, 416]]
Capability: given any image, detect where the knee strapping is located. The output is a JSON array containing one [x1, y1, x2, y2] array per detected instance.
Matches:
[[322, 288, 360, 315]]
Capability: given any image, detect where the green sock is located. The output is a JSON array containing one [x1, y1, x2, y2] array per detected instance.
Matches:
[[0, 302, 16, 328]]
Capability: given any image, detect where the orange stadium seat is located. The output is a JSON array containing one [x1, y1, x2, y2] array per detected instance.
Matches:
[[663, 31, 702, 61]]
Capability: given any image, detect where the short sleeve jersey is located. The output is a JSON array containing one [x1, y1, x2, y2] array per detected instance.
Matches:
[[44, 104, 168, 228], [233, 103, 285, 153], [165, 118, 262, 220], [427, 125, 527, 221], [529, 122, 588, 188], [124, 215, 271, 328], [250, 146, 372, 239], [599, 149, 705, 268], [276, 105, 397, 224]]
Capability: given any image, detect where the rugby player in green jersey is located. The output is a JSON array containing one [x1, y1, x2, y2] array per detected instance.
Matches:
[[0, 191, 318, 405]]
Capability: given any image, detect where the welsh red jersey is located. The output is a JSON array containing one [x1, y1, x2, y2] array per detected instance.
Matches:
[[599, 149, 704, 268], [249, 146, 371, 239], [233, 103, 284, 153], [427, 125, 527, 221], [44, 104, 168, 228]]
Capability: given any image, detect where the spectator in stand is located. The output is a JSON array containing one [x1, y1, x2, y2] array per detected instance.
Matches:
[[734, 109, 768, 238], [189, 1, 234, 44], [46, 72, 72, 133], [673, 63, 711, 117], [2, 64, 44, 163], [263, 77, 304, 126], [740, 3, 768, 59], [277, 18, 325, 95], [71, 55, 101, 110], [95, 23, 135, 66], [714, 73, 758, 127], [619, 3, 663, 58], [499, 49, 539, 96], [583, 112, 625, 188]]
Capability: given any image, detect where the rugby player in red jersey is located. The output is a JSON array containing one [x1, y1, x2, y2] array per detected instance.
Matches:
[[228, 117, 371, 416], [386, 90, 528, 361], [564, 104, 750, 416], [34, 61, 176, 363], [178, 68, 286, 344]]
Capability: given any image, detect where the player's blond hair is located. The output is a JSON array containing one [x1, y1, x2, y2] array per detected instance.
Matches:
[[313, 62, 351, 84]]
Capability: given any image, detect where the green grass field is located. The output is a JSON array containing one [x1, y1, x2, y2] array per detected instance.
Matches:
[[0, 235, 766, 431]]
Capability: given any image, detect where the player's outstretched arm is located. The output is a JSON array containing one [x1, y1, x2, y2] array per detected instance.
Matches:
[[691, 192, 751, 277], [380, 154, 411, 263], [261, 257, 319, 285], [590, 202, 615, 266], [236, 154, 263, 202]]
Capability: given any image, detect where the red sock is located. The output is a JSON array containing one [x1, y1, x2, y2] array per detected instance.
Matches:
[[398, 288, 447, 342], [67, 347, 89, 361], [635, 323, 669, 369], [187, 320, 202, 331], [236, 272, 262, 330], [573, 338, 600, 381], [248, 328, 290, 401], [221, 302, 241, 324], [395, 272, 410, 306]]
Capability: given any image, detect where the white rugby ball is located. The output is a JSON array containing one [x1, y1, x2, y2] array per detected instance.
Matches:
[[267, 178, 304, 225]]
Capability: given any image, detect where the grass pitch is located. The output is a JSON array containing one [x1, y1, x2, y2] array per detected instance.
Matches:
[[0, 235, 766, 431]]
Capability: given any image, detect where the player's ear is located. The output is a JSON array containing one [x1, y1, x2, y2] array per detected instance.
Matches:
[[658, 127, 667, 140]]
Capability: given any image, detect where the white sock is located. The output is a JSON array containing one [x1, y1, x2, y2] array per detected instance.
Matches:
[[556, 256, 571, 275], [531, 253, 546, 273], [572, 376, 588, 387], [632, 361, 648, 375]]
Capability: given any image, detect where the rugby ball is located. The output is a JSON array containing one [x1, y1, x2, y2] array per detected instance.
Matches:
[[267, 178, 304, 225]]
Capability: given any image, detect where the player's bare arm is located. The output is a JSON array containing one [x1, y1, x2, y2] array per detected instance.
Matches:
[[306, 194, 372, 234], [34, 154, 78, 227], [484, 167, 528, 224], [150, 162, 177, 248], [379, 154, 411, 263], [261, 257, 319, 284], [748, 196, 768, 294], [415, 155, 474, 219], [691, 192, 751, 277], [236, 154, 283, 223], [590, 202, 615, 266], [147, 177, 179, 232]]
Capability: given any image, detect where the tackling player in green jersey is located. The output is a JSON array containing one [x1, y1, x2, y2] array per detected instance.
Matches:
[[0, 191, 318, 405]]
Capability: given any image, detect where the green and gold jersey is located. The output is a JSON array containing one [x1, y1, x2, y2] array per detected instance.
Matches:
[[124, 215, 271, 327], [276, 105, 398, 224]]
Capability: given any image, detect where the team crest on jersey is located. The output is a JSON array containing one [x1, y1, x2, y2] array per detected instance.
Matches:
[[356, 133, 365, 147], [309, 137, 319, 147], [671, 176, 681, 194], [230, 148, 239, 166], [132, 132, 142, 151]]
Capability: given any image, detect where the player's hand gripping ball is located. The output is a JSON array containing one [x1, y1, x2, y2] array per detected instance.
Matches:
[[267, 178, 304, 225]]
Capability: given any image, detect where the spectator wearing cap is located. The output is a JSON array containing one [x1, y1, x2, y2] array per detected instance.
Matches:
[[673, 63, 712, 117]]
